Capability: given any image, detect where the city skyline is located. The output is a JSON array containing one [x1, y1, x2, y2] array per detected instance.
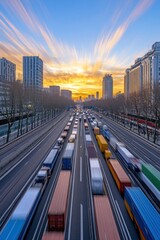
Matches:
[[1, 0, 160, 99]]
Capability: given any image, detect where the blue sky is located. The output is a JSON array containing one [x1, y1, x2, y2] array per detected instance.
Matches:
[[0, 0, 160, 98]]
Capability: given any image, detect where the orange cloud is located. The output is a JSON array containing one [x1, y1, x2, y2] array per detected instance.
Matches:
[[0, 0, 154, 100]]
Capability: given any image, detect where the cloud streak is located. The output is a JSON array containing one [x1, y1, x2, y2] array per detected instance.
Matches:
[[0, 0, 154, 99], [94, 0, 154, 61]]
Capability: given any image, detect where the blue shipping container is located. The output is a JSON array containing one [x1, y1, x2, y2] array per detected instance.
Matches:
[[124, 187, 160, 240], [62, 143, 74, 170], [1, 187, 41, 240], [43, 149, 58, 170], [102, 129, 110, 140]]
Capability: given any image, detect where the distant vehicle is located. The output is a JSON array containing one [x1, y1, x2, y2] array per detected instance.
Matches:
[[89, 158, 104, 194], [62, 143, 74, 170], [106, 159, 131, 194], [43, 148, 59, 171], [57, 137, 64, 145]]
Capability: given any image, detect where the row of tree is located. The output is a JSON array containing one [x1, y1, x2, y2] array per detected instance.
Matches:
[[84, 84, 160, 143], [0, 81, 74, 143]]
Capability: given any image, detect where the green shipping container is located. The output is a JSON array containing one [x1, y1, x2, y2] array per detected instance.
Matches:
[[142, 163, 160, 191]]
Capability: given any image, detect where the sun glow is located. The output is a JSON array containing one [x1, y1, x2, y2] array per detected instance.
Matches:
[[0, 0, 154, 99]]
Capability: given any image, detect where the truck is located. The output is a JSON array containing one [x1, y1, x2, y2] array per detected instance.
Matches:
[[89, 158, 104, 194], [94, 196, 120, 240], [62, 143, 74, 170], [102, 128, 111, 140], [85, 134, 92, 144], [124, 187, 160, 240], [68, 134, 76, 143], [141, 163, 160, 191], [107, 159, 131, 194], [35, 170, 48, 184], [87, 144, 97, 158], [64, 126, 69, 131], [140, 172, 160, 201], [42, 233, 64, 240], [43, 149, 59, 171], [94, 127, 99, 135], [97, 121, 102, 128], [109, 136, 119, 150], [117, 145, 140, 171], [104, 150, 111, 160], [96, 135, 108, 152], [61, 131, 67, 139], [48, 171, 71, 231], [1, 186, 42, 240]]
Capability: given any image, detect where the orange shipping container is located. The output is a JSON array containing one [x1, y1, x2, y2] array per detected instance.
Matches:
[[48, 171, 70, 231], [107, 159, 131, 194], [94, 196, 120, 240], [105, 150, 111, 160], [42, 232, 64, 240], [94, 127, 99, 135], [96, 135, 108, 152]]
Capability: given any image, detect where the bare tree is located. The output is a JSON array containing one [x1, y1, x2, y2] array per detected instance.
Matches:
[[152, 83, 160, 143], [0, 82, 16, 143]]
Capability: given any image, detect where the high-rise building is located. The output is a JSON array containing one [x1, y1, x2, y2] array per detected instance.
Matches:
[[49, 85, 60, 96], [0, 58, 16, 110], [23, 56, 43, 90], [124, 42, 160, 98], [96, 91, 99, 99], [61, 89, 72, 99], [124, 68, 130, 98], [0, 57, 16, 82], [102, 74, 113, 99]]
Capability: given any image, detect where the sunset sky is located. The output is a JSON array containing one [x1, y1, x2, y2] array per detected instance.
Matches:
[[0, 0, 160, 99]]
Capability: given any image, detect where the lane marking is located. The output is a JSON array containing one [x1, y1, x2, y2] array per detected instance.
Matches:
[[91, 137, 131, 240], [68, 121, 79, 240], [80, 157, 82, 182], [80, 204, 83, 240], [115, 200, 132, 240], [1, 115, 67, 180], [128, 173, 135, 185], [132, 139, 160, 159]]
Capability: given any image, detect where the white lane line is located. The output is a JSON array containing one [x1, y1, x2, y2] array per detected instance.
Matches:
[[80, 157, 82, 182], [80, 204, 83, 240], [132, 139, 160, 159], [115, 200, 132, 240], [68, 123, 79, 240], [80, 125, 82, 137], [1, 116, 65, 180], [96, 150, 131, 240], [128, 173, 135, 185]]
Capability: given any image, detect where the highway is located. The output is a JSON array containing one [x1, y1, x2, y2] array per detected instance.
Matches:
[[95, 112, 160, 170], [1, 109, 159, 239], [65, 116, 94, 240], [93, 112, 160, 209], [87, 117, 138, 240], [0, 112, 70, 228], [24, 116, 76, 240], [0, 111, 67, 176]]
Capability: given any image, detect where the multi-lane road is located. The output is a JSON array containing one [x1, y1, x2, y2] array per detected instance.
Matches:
[[0, 111, 70, 228], [1, 109, 159, 239], [94, 112, 160, 170]]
